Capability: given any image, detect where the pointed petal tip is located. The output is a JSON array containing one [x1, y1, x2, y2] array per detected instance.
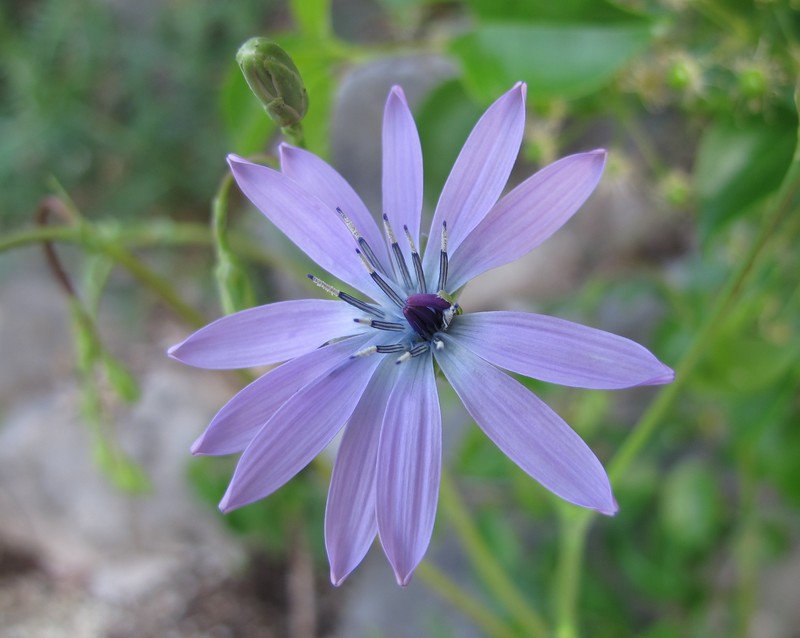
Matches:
[[218, 486, 238, 514], [330, 569, 351, 587], [189, 434, 206, 456], [602, 495, 620, 517], [642, 364, 676, 386], [574, 486, 618, 517], [511, 81, 527, 100], [226, 152, 246, 166], [389, 85, 407, 100], [166, 340, 189, 363], [395, 569, 414, 587], [330, 572, 345, 587]]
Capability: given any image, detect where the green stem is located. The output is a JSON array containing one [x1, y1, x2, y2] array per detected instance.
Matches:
[[609, 143, 800, 485], [733, 451, 758, 638], [1, 221, 206, 328], [416, 562, 519, 638], [99, 239, 207, 329], [211, 171, 257, 314], [1, 221, 270, 262], [439, 472, 549, 638], [692, 0, 751, 41], [212, 172, 235, 254], [554, 511, 591, 638], [281, 122, 306, 148], [554, 90, 800, 636]]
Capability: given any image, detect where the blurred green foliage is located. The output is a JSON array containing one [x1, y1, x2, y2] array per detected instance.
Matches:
[[0, 0, 283, 227], [2, 0, 799, 635]]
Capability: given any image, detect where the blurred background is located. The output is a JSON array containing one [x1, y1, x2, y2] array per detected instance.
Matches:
[[0, 0, 798, 636]]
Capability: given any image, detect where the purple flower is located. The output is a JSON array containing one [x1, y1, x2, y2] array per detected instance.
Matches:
[[168, 83, 674, 587]]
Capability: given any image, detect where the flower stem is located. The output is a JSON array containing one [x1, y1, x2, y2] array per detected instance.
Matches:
[[553, 89, 800, 636], [553, 508, 591, 638], [99, 239, 208, 328], [2, 210, 207, 328], [416, 562, 519, 638], [439, 471, 549, 638], [212, 171, 257, 314], [608, 123, 800, 485], [282, 122, 306, 148], [733, 449, 758, 638]]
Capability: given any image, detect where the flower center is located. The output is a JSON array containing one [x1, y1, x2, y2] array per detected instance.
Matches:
[[403, 293, 455, 340], [308, 208, 461, 363]]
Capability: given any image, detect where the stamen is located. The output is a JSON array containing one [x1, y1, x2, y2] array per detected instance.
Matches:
[[376, 344, 407, 354], [308, 273, 338, 296], [395, 342, 430, 365], [437, 221, 449, 292], [383, 214, 413, 291], [351, 345, 378, 358], [433, 337, 445, 351], [356, 249, 405, 308], [353, 318, 405, 332], [404, 224, 427, 293], [336, 207, 383, 272], [307, 274, 384, 318], [409, 342, 430, 357], [335, 206, 362, 240]]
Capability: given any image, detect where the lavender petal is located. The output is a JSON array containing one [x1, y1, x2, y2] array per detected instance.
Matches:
[[448, 150, 607, 290], [219, 353, 383, 512], [450, 312, 674, 389], [376, 355, 441, 587], [280, 144, 390, 273], [228, 154, 379, 296], [192, 336, 371, 456], [325, 359, 400, 586], [435, 335, 617, 515], [167, 299, 364, 370], [382, 86, 424, 261], [423, 83, 526, 278]]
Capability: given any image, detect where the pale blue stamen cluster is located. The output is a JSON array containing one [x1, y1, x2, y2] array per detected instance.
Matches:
[[309, 208, 457, 363]]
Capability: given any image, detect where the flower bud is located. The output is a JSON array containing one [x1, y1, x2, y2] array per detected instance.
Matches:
[[236, 38, 308, 127], [738, 67, 767, 99], [665, 55, 702, 94]]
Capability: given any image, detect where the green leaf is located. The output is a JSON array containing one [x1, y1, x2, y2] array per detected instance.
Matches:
[[660, 460, 721, 551], [102, 352, 141, 403], [92, 437, 151, 494], [464, 0, 648, 23], [289, 0, 331, 39], [695, 110, 797, 239], [698, 335, 799, 396], [449, 22, 652, 102], [415, 79, 484, 205]]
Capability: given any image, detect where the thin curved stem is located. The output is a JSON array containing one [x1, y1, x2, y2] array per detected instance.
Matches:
[[439, 471, 549, 638], [416, 562, 519, 638], [1, 222, 262, 261], [553, 91, 800, 636], [99, 240, 208, 328], [554, 509, 591, 638]]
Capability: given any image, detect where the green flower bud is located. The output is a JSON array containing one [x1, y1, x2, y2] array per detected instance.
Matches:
[[665, 55, 702, 93], [738, 67, 767, 99], [659, 170, 692, 207], [236, 38, 308, 128]]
